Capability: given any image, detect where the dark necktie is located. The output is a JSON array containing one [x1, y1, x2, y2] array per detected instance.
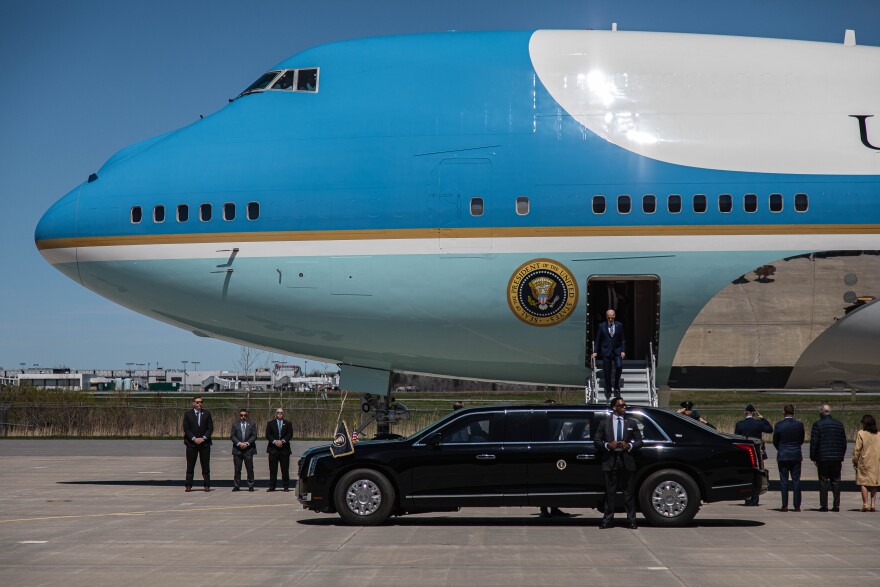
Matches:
[[616, 417, 623, 442], [278, 420, 282, 436], [196, 411, 201, 426]]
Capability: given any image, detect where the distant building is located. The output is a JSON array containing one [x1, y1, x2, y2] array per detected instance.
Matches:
[[17, 372, 92, 390]]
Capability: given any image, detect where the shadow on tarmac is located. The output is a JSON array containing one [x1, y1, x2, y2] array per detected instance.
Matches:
[[768, 480, 858, 491], [297, 516, 764, 528], [58, 479, 295, 489]]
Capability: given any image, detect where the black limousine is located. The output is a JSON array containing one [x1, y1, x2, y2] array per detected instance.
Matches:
[[297, 405, 769, 526]]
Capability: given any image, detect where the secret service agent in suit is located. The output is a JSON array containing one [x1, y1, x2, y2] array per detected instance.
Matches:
[[182, 395, 214, 492], [734, 404, 773, 506], [773, 404, 805, 512], [591, 309, 626, 400], [594, 397, 643, 529], [231, 408, 257, 492], [810, 404, 848, 512], [265, 407, 294, 492]]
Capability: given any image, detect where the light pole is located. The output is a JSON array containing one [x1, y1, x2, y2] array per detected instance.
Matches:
[[191, 361, 200, 391], [126, 362, 134, 378], [182, 361, 188, 392]]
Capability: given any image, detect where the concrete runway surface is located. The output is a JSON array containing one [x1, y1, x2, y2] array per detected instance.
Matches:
[[0, 440, 877, 587]]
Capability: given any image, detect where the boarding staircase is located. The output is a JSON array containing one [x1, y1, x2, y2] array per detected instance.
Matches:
[[586, 343, 658, 407]]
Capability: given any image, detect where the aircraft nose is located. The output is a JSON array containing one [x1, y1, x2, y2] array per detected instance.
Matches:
[[35, 184, 81, 283]]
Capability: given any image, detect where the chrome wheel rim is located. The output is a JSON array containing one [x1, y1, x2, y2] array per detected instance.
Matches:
[[345, 479, 382, 516], [651, 480, 688, 518]]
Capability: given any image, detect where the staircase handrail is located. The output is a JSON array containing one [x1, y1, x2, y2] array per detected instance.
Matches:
[[588, 344, 599, 404], [648, 341, 658, 407]]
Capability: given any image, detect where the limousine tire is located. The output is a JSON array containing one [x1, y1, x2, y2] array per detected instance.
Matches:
[[334, 468, 395, 526], [638, 469, 700, 527]]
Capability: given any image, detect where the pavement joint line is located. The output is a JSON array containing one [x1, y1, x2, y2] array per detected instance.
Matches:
[[0, 503, 296, 524], [292, 525, 364, 586], [633, 523, 687, 586]]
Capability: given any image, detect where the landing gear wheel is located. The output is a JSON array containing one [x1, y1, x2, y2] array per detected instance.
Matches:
[[638, 469, 700, 527], [334, 468, 395, 526]]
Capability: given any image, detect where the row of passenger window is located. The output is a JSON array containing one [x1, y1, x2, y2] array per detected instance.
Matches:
[[467, 193, 809, 217], [130, 192, 809, 224], [130, 202, 260, 224]]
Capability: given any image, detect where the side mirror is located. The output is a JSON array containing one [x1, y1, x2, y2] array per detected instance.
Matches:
[[425, 432, 442, 448]]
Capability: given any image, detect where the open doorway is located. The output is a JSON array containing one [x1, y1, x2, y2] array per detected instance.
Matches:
[[585, 276, 660, 365]]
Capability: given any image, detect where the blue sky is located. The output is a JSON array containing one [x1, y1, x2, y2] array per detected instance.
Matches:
[[1, 0, 878, 372]]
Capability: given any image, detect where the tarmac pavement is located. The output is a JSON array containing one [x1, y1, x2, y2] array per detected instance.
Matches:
[[0, 439, 877, 586]]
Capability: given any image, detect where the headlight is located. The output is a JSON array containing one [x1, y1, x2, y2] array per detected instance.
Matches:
[[307, 453, 330, 477]]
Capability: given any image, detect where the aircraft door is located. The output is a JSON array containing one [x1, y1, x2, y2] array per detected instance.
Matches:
[[430, 159, 492, 254], [586, 276, 660, 363]]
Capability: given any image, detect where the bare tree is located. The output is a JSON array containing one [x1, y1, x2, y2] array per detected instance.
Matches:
[[238, 346, 264, 410]]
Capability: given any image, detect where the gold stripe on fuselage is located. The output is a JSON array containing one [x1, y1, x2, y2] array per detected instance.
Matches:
[[34, 224, 880, 250]]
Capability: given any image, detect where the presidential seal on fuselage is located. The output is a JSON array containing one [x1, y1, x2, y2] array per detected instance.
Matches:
[[507, 259, 578, 326]]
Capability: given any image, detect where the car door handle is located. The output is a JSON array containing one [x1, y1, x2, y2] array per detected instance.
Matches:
[[476, 454, 496, 460], [576, 454, 596, 460]]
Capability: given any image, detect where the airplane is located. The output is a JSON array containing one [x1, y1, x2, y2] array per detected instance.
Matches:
[[35, 28, 880, 423]]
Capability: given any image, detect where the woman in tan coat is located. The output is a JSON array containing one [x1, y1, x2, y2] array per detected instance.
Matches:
[[852, 414, 880, 512]]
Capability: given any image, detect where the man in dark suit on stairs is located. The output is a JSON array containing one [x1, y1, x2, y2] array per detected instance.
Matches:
[[594, 397, 643, 529], [591, 309, 626, 400], [182, 395, 214, 492]]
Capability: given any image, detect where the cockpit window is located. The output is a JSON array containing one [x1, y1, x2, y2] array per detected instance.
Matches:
[[241, 71, 281, 96], [297, 69, 318, 92], [239, 68, 319, 97], [271, 70, 294, 90]]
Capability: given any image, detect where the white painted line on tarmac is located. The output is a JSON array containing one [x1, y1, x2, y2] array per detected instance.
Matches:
[[137, 471, 164, 474], [647, 567, 669, 571], [18, 541, 48, 544]]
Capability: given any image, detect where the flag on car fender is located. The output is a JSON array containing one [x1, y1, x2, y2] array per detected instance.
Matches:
[[330, 421, 355, 458]]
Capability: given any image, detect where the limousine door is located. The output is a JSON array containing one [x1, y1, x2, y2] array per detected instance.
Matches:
[[407, 411, 506, 507], [527, 410, 606, 509]]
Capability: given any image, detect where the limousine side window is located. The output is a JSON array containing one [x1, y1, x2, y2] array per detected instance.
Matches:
[[439, 413, 498, 444], [540, 413, 591, 442], [504, 411, 530, 442], [593, 412, 667, 442]]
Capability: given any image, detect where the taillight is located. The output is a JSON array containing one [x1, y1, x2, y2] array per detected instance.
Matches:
[[734, 443, 757, 467]]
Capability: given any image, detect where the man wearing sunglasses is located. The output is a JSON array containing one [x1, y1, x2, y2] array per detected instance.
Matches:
[[594, 397, 643, 529], [231, 408, 257, 492], [265, 407, 293, 492], [182, 395, 214, 492]]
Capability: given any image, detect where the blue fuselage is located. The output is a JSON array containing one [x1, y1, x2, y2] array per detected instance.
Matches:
[[35, 31, 880, 387]]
